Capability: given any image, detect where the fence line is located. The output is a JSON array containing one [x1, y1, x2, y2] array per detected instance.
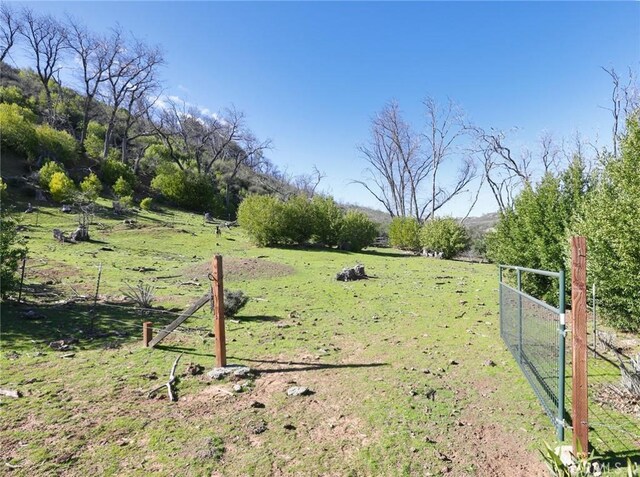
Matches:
[[499, 264, 566, 441]]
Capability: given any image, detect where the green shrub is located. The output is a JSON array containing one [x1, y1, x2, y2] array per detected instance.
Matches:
[[281, 195, 314, 244], [140, 197, 153, 211], [389, 217, 422, 251], [0, 103, 37, 160], [0, 178, 7, 202], [102, 157, 135, 187], [310, 196, 343, 246], [38, 161, 65, 188], [0, 85, 35, 112], [84, 121, 107, 158], [80, 173, 102, 201], [35, 124, 79, 165], [151, 166, 221, 212], [237, 195, 286, 246], [338, 211, 378, 252], [574, 116, 640, 330], [420, 217, 468, 259], [119, 195, 134, 209], [0, 209, 27, 299], [113, 176, 133, 198], [486, 158, 590, 302], [48, 171, 76, 202]]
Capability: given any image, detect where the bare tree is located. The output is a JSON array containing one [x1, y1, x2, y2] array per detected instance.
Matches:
[[292, 165, 325, 197], [355, 101, 424, 219], [66, 20, 121, 146], [538, 131, 561, 175], [0, 2, 21, 63], [601, 67, 640, 157], [423, 97, 476, 220], [467, 125, 532, 213], [356, 100, 475, 221], [20, 9, 67, 118], [102, 37, 163, 159]]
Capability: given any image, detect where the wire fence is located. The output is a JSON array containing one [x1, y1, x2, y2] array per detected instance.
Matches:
[[499, 265, 566, 441], [10, 256, 216, 342]]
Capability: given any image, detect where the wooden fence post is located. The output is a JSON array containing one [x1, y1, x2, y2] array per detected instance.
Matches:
[[212, 255, 226, 367], [571, 236, 589, 456], [143, 322, 153, 347]]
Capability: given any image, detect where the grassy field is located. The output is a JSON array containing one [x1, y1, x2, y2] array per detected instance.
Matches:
[[1, 199, 637, 476]]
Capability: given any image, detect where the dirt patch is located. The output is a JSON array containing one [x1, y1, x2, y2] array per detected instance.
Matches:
[[439, 399, 548, 476], [182, 257, 295, 282]]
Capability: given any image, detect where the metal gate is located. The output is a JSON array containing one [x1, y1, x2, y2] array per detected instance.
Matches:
[[499, 265, 566, 440]]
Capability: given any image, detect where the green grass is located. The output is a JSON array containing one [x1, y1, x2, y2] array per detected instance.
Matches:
[[1, 199, 638, 476]]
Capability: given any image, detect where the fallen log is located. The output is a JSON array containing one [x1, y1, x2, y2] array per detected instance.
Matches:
[[148, 353, 183, 402]]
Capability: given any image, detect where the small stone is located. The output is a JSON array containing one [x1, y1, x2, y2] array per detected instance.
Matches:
[[286, 386, 314, 396], [249, 420, 267, 435], [484, 360, 497, 367], [233, 384, 243, 392], [207, 365, 251, 380]]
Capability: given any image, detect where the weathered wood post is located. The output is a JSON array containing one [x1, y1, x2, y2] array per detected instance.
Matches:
[[143, 322, 153, 347], [571, 236, 589, 455], [212, 254, 226, 367], [17, 256, 26, 304]]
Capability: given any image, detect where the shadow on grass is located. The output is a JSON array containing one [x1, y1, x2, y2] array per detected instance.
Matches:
[[155, 344, 214, 358], [228, 356, 389, 374], [1, 300, 178, 351], [235, 315, 281, 323]]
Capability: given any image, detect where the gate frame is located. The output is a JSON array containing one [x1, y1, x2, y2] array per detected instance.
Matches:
[[499, 264, 566, 441]]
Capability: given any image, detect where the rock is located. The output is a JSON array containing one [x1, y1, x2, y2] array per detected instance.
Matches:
[[207, 365, 251, 380], [425, 389, 436, 400], [186, 363, 204, 376], [249, 420, 267, 435], [61, 204, 72, 213], [233, 384, 243, 392], [484, 360, 497, 367], [286, 386, 314, 396]]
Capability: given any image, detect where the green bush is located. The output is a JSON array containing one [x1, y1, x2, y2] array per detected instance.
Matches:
[[281, 195, 314, 244], [0, 178, 7, 202], [0, 85, 36, 112], [0, 103, 37, 160], [420, 217, 468, 259], [113, 176, 133, 198], [80, 173, 102, 201], [35, 124, 79, 165], [140, 197, 153, 211], [151, 166, 221, 212], [574, 116, 640, 330], [102, 157, 135, 187], [84, 121, 107, 158], [486, 158, 590, 302], [38, 160, 65, 188], [388, 217, 422, 251], [338, 211, 378, 252], [237, 195, 286, 246], [310, 196, 343, 246], [0, 209, 27, 299], [48, 171, 76, 203]]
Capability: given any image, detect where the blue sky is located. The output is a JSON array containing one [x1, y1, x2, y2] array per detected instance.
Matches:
[[6, 1, 640, 216]]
